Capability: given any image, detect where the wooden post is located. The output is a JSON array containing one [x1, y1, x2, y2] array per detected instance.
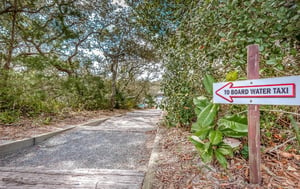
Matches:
[[247, 44, 261, 184]]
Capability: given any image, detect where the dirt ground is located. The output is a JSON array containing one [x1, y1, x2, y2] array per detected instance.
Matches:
[[0, 109, 128, 144], [153, 126, 300, 189]]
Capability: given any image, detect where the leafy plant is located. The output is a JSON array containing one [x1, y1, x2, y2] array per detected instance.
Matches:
[[241, 145, 249, 159], [0, 111, 20, 124], [289, 115, 300, 148], [151, 0, 300, 129], [225, 71, 238, 81], [190, 75, 247, 168], [145, 94, 156, 108]]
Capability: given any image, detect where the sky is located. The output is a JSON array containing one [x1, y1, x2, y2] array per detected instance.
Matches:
[[112, 0, 128, 7]]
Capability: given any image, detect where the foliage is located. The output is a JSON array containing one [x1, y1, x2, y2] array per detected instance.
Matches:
[[0, 68, 112, 122], [61, 75, 108, 110], [190, 75, 247, 168], [145, 94, 156, 108], [0, 111, 20, 124], [114, 89, 136, 109], [225, 71, 239, 81], [289, 115, 300, 148], [136, 0, 300, 127], [218, 115, 248, 138], [0, 0, 160, 124], [241, 145, 249, 159]]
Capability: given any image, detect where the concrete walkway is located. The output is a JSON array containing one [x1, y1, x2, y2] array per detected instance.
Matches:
[[0, 109, 162, 188]]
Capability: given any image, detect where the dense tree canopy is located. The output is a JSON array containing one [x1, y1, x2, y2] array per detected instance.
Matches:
[[132, 0, 299, 126], [0, 0, 160, 123]]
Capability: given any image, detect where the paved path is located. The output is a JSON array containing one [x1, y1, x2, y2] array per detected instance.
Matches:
[[0, 109, 162, 188]]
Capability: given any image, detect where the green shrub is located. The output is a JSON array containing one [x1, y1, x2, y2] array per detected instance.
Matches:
[[0, 111, 20, 124], [190, 75, 247, 168]]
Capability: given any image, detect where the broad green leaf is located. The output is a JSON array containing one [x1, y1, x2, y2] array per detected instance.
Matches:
[[201, 151, 213, 163], [218, 115, 247, 131], [218, 115, 247, 138], [191, 122, 201, 132], [266, 59, 276, 65], [217, 147, 233, 157], [193, 96, 209, 111], [189, 136, 205, 150], [197, 103, 219, 127], [217, 143, 233, 157], [201, 143, 213, 163], [195, 108, 201, 116], [208, 130, 223, 145], [204, 141, 211, 151], [194, 127, 212, 139], [276, 64, 284, 71], [193, 96, 209, 116], [215, 150, 228, 168], [202, 75, 215, 95], [259, 45, 264, 52], [190, 138, 213, 163], [218, 129, 247, 138]]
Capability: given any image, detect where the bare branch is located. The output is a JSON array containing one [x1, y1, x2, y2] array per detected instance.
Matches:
[[0, 6, 13, 15], [67, 31, 101, 63]]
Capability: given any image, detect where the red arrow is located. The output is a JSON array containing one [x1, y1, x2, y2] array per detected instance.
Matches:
[[215, 82, 296, 103]]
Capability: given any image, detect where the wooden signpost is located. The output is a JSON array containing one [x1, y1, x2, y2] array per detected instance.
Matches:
[[213, 44, 300, 184], [247, 44, 261, 184]]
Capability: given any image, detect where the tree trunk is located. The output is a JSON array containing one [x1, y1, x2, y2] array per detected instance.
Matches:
[[4, 0, 17, 70], [110, 59, 118, 111]]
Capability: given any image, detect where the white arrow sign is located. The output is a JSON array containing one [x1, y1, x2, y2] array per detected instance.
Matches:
[[213, 75, 300, 105]]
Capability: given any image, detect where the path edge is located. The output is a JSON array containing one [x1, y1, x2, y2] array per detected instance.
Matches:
[[0, 126, 75, 155], [0, 115, 122, 156], [142, 125, 162, 189]]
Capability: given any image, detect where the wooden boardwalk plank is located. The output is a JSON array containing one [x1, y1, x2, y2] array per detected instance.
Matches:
[[0, 167, 144, 189]]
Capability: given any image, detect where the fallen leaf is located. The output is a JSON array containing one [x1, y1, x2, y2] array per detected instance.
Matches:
[[273, 134, 282, 139], [287, 166, 296, 171], [278, 151, 294, 159], [294, 154, 300, 161], [245, 168, 249, 178]]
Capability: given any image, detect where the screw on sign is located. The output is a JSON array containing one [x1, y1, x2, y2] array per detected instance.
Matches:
[[213, 44, 300, 185]]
